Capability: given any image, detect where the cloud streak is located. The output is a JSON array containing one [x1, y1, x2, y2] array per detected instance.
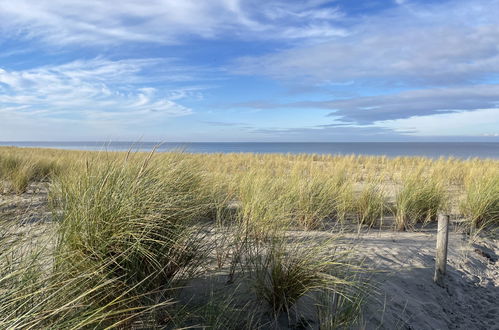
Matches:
[[0, 58, 200, 124], [222, 0, 499, 138], [223, 84, 499, 123], [201, 120, 249, 127], [247, 124, 409, 142], [323, 85, 499, 123], [0, 0, 498, 141], [0, 0, 346, 46], [234, 0, 499, 86]]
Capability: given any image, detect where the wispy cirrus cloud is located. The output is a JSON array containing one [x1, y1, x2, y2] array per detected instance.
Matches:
[[380, 108, 499, 137], [0, 0, 346, 46], [233, 0, 499, 86], [220, 83, 499, 138], [314, 85, 499, 124], [322, 85, 499, 123], [0, 0, 498, 141], [200, 120, 249, 127], [224, 0, 499, 138], [0, 58, 203, 123], [247, 124, 411, 141]]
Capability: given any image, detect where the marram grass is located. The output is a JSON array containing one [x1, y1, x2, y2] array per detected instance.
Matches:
[[460, 170, 499, 230], [0, 146, 498, 328], [1, 151, 213, 328], [51, 152, 212, 320], [0, 151, 61, 194], [395, 171, 446, 231], [354, 180, 388, 228]]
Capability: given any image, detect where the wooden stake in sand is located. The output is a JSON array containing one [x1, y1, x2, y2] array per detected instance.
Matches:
[[434, 214, 450, 287]]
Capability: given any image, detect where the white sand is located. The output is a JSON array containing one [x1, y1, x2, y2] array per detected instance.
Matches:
[[357, 230, 498, 329], [2, 186, 498, 329]]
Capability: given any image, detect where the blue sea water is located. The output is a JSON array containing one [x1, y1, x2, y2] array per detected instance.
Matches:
[[0, 142, 498, 159]]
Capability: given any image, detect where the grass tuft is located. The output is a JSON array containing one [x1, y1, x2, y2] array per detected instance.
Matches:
[[354, 181, 388, 228], [460, 172, 499, 230], [395, 172, 446, 231], [50, 151, 211, 326]]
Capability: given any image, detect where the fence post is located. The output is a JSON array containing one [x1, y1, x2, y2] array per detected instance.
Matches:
[[434, 214, 450, 287]]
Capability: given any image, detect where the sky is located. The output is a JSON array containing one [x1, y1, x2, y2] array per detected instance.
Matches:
[[0, 0, 498, 142]]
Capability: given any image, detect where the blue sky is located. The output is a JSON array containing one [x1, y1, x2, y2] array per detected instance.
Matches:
[[0, 0, 498, 142]]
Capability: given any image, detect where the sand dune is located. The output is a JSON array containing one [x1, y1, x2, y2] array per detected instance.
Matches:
[[1, 184, 497, 329], [358, 230, 498, 329]]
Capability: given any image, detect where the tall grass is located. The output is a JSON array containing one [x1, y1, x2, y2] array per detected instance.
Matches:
[[51, 151, 212, 323], [288, 169, 352, 230], [236, 171, 295, 238], [1, 146, 498, 328], [0, 225, 174, 328], [246, 238, 361, 317], [316, 274, 370, 329], [0, 151, 61, 194], [460, 171, 499, 230], [395, 172, 446, 231], [1, 150, 216, 328], [354, 181, 388, 228]]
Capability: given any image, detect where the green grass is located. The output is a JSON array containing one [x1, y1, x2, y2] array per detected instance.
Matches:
[[241, 230, 365, 324], [316, 281, 370, 330], [0, 146, 497, 328], [354, 181, 388, 228], [52, 152, 212, 322], [460, 172, 499, 230], [236, 170, 295, 238], [0, 151, 212, 328], [395, 172, 446, 231], [0, 151, 61, 194], [249, 242, 328, 314], [289, 170, 353, 230]]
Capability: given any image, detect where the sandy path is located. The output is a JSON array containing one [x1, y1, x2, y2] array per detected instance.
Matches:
[[1, 186, 497, 329], [355, 230, 498, 330]]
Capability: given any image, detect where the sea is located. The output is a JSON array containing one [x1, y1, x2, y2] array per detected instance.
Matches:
[[0, 142, 498, 159]]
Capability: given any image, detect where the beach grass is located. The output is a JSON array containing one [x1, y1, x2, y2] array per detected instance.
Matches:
[[394, 170, 446, 231], [460, 169, 499, 231], [0, 146, 498, 328], [0, 150, 61, 194], [354, 179, 388, 228]]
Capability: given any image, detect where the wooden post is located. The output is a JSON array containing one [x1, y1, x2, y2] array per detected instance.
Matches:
[[434, 214, 450, 287]]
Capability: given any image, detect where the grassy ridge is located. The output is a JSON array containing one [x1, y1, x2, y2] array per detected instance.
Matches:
[[0, 146, 498, 328], [1, 146, 498, 230], [0, 148, 61, 194]]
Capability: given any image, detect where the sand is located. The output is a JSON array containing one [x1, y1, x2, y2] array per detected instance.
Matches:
[[357, 230, 498, 330], [1, 185, 498, 329]]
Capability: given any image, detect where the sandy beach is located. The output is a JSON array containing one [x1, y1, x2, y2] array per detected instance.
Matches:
[[2, 181, 497, 329]]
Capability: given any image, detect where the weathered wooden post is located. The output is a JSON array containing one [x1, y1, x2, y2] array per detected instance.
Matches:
[[434, 214, 450, 287]]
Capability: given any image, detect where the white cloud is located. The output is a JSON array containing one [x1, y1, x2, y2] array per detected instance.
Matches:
[[225, 84, 499, 124], [379, 108, 499, 136], [0, 58, 198, 126], [0, 0, 346, 46], [224, 0, 499, 137], [321, 84, 499, 123], [234, 0, 499, 86]]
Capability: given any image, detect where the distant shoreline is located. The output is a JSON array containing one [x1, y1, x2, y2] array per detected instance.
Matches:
[[1, 142, 498, 159]]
